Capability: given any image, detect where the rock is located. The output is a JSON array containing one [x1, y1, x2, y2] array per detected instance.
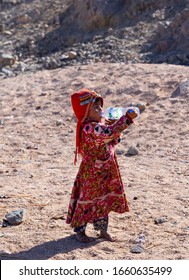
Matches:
[[0, 23, 5, 32], [4, 208, 26, 225], [127, 146, 139, 156], [0, 54, 16, 68], [0, 195, 8, 198], [43, 58, 60, 70], [1, 67, 14, 77], [68, 51, 77, 59], [116, 149, 125, 155], [13, 61, 27, 73], [171, 80, 189, 98], [56, 120, 64, 126], [154, 217, 167, 224], [135, 233, 145, 244], [3, 31, 13, 35], [130, 244, 144, 254], [15, 14, 32, 24]]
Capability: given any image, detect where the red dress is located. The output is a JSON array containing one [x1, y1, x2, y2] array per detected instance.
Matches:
[[66, 115, 131, 229]]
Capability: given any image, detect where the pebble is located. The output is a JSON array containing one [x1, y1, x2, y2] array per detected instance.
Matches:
[[130, 244, 144, 254], [135, 233, 145, 244], [127, 146, 139, 156], [116, 149, 125, 155], [0, 195, 8, 199], [56, 120, 64, 126], [154, 217, 167, 224]]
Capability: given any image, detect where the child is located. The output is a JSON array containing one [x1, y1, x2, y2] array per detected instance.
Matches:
[[66, 88, 138, 243]]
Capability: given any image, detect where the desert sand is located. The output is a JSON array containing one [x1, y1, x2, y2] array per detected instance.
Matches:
[[0, 62, 189, 260]]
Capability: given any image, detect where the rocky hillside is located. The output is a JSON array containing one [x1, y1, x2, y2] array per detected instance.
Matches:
[[0, 0, 189, 77]]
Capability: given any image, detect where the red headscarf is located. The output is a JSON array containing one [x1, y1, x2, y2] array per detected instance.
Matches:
[[71, 88, 103, 164]]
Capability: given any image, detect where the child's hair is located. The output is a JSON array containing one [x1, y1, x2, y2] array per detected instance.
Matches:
[[94, 97, 103, 106]]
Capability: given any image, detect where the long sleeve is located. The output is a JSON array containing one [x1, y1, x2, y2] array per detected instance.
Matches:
[[81, 114, 133, 150]]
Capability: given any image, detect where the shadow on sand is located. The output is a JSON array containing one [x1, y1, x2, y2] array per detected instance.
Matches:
[[0, 234, 101, 260]]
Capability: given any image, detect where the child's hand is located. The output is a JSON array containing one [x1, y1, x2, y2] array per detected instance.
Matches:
[[105, 118, 117, 125], [126, 109, 138, 119]]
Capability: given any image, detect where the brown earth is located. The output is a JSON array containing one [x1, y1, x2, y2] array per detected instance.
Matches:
[[0, 62, 189, 260]]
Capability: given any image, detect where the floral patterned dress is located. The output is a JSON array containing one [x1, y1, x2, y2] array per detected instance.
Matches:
[[66, 114, 132, 229]]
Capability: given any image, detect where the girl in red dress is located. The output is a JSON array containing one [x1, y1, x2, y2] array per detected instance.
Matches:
[[66, 88, 137, 242]]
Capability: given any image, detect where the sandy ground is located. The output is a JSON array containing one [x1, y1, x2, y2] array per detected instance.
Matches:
[[0, 62, 189, 260]]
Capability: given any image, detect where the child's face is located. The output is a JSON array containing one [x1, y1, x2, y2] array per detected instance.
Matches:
[[89, 99, 103, 121]]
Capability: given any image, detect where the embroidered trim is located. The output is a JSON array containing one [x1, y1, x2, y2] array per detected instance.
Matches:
[[77, 193, 124, 205], [80, 91, 99, 106]]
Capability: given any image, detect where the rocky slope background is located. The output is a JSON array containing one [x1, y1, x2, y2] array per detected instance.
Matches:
[[1, 0, 189, 77]]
